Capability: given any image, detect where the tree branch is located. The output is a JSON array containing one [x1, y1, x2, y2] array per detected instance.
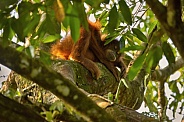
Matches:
[[89, 94, 159, 122], [0, 93, 46, 122], [0, 42, 150, 121], [145, 0, 167, 24], [151, 58, 184, 82], [157, 80, 167, 121], [52, 59, 145, 110], [0, 44, 116, 122], [167, 0, 182, 27], [146, 0, 184, 60]]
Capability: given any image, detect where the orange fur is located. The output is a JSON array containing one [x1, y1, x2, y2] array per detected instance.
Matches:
[[51, 20, 125, 80]]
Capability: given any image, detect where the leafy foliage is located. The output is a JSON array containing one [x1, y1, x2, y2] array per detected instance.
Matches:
[[0, 0, 183, 121], [162, 41, 175, 65]]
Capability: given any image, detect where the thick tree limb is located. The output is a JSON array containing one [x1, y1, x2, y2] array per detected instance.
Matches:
[[89, 94, 159, 122], [0, 43, 149, 121], [1, 71, 159, 122], [0, 44, 145, 109], [167, 0, 182, 27], [42, 41, 145, 110], [0, 44, 116, 122], [51, 59, 144, 110], [0, 93, 46, 122]]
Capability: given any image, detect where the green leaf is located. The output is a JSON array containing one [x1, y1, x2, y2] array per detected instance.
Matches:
[[39, 51, 52, 66], [46, 111, 53, 121], [120, 36, 125, 49], [108, 5, 119, 33], [36, 19, 46, 40], [0, 0, 18, 10], [146, 46, 162, 73], [2, 19, 14, 47], [85, 0, 103, 8], [50, 101, 64, 112], [149, 29, 164, 45], [132, 28, 147, 42], [0, 13, 7, 29], [125, 33, 135, 46], [11, 18, 24, 41], [16, 46, 25, 52], [144, 82, 158, 113], [162, 42, 175, 65], [62, 16, 70, 28], [108, 92, 114, 101], [105, 32, 119, 44], [11, 2, 42, 41], [99, 11, 109, 25], [23, 14, 40, 36], [62, 3, 72, 28], [45, 13, 61, 35], [38, 2, 61, 35], [148, 21, 157, 34], [69, 5, 80, 42], [103, 0, 110, 4], [33, 0, 41, 3], [104, 35, 118, 45], [128, 54, 146, 80], [2, 22, 11, 47], [169, 81, 180, 94], [119, 0, 132, 25], [70, 17, 80, 42], [42, 34, 61, 43], [120, 45, 144, 52], [73, 2, 88, 30], [151, 46, 163, 67], [24, 46, 35, 58]]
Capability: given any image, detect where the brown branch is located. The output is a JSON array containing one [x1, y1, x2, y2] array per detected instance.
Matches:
[[0, 43, 153, 121], [2, 70, 159, 122], [146, 0, 184, 61], [0, 93, 46, 122], [145, 0, 167, 24], [0, 44, 116, 122], [0, 43, 150, 121], [167, 0, 182, 27], [158, 81, 167, 121], [52, 59, 145, 110], [151, 58, 184, 82], [89, 94, 159, 122]]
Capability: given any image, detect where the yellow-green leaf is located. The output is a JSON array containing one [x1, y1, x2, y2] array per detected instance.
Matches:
[[42, 34, 61, 43], [128, 54, 146, 80], [70, 17, 80, 42], [132, 28, 147, 42], [69, 5, 80, 42]]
